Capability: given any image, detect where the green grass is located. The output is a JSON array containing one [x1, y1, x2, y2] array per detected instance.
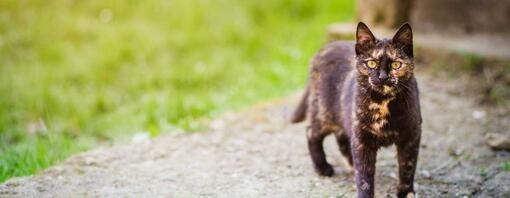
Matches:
[[502, 162, 510, 172], [0, 0, 354, 182]]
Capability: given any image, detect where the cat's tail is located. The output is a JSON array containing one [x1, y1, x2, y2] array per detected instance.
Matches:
[[290, 84, 309, 123]]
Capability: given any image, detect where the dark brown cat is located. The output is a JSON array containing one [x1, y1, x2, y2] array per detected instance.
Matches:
[[291, 22, 421, 198]]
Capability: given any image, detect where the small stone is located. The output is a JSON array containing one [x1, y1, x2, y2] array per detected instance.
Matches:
[[472, 110, 486, 120], [389, 172, 397, 179], [448, 147, 463, 156], [420, 170, 431, 178], [486, 133, 510, 150]]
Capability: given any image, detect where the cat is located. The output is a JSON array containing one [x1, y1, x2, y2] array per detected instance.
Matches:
[[291, 22, 421, 198]]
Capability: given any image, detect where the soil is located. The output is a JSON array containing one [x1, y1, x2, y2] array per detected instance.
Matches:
[[1, 71, 509, 198]]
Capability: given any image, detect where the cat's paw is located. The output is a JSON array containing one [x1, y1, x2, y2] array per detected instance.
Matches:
[[397, 184, 415, 198], [397, 191, 415, 198], [314, 164, 334, 177]]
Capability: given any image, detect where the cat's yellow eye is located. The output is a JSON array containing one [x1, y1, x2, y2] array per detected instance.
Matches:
[[391, 61, 401, 69], [367, 60, 377, 68]]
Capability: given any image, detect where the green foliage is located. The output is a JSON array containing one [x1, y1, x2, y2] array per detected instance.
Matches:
[[459, 52, 484, 73], [0, 0, 354, 182], [502, 162, 510, 172], [479, 166, 488, 178]]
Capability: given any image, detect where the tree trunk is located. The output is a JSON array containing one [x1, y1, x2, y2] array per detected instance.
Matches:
[[357, 0, 411, 28]]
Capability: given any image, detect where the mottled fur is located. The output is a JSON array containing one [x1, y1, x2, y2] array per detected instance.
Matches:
[[292, 22, 422, 198]]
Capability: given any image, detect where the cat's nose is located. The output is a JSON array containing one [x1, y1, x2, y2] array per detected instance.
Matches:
[[378, 72, 389, 82]]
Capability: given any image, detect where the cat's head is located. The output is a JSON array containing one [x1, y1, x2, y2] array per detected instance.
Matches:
[[354, 22, 414, 96]]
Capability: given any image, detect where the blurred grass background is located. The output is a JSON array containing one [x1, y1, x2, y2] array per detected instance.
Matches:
[[0, 0, 354, 182]]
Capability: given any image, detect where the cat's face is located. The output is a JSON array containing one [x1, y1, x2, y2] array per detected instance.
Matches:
[[354, 22, 414, 95]]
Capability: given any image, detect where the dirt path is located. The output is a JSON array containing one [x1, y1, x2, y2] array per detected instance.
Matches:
[[1, 73, 509, 198]]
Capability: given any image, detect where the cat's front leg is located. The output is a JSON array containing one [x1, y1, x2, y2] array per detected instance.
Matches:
[[396, 129, 421, 198], [351, 137, 377, 198], [307, 123, 334, 177]]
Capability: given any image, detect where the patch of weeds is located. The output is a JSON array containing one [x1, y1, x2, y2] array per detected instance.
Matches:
[[459, 52, 485, 74], [487, 84, 508, 104], [479, 166, 489, 178], [501, 162, 510, 172]]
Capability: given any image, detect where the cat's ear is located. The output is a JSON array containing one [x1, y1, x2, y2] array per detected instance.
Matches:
[[392, 23, 413, 57], [356, 22, 375, 45]]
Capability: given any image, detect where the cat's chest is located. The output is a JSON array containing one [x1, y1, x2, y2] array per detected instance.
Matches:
[[356, 97, 398, 137]]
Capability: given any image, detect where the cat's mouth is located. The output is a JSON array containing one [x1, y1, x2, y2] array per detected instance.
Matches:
[[373, 85, 396, 95], [368, 78, 397, 95]]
